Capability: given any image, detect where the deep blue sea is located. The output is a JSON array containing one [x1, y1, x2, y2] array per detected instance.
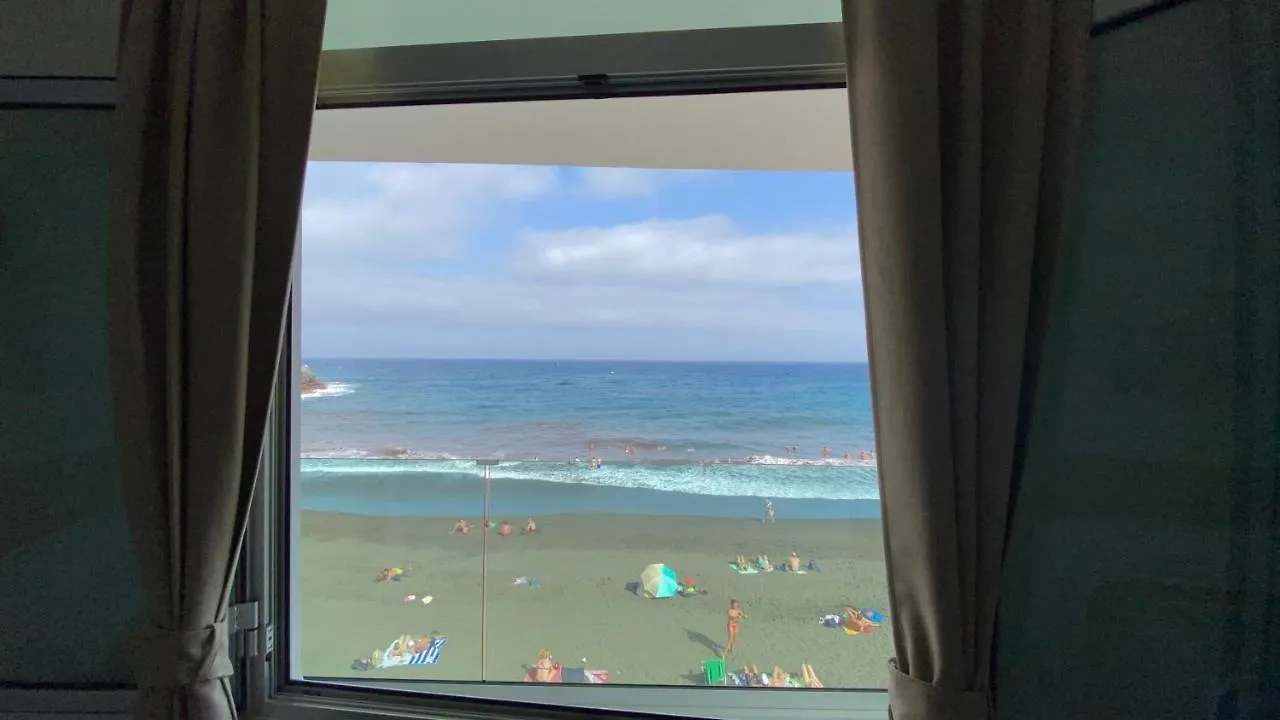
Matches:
[[300, 360, 880, 519]]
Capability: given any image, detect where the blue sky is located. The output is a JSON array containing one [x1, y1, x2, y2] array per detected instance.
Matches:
[[300, 163, 865, 361]]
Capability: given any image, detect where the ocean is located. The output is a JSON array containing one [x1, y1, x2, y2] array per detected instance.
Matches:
[[299, 359, 881, 519]]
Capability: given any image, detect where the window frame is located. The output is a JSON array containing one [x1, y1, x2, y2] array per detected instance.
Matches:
[[246, 148, 892, 720], [243, 19, 890, 720], [316, 22, 846, 108]]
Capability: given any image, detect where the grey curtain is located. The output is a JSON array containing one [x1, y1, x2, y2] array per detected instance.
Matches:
[[839, 2, 1091, 718], [107, 1, 325, 718]]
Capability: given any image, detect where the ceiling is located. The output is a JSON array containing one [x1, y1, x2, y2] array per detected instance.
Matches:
[[308, 89, 854, 171]]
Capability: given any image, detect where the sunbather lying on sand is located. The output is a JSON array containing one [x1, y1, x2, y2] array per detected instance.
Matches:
[[741, 665, 788, 687], [386, 634, 436, 660], [522, 517, 538, 534], [451, 519, 472, 534], [844, 607, 873, 634], [801, 663, 824, 688]]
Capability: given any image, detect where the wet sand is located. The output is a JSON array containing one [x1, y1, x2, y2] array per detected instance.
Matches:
[[298, 511, 891, 688]]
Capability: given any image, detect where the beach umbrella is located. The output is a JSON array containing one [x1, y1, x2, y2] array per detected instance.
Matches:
[[640, 563, 679, 599]]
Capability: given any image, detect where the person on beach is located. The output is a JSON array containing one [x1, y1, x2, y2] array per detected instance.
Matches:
[[787, 552, 802, 572], [756, 553, 772, 571], [822, 447, 831, 458], [724, 599, 745, 656], [522, 517, 538, 534], [451, 519, 472, 535], [533, 649, 556, 682], [498, 520, 513, 537], [376, 567, 405, 582], [763, 500, 775, 523], [801, 663, 824, 688], [844, 607, 873, 634]]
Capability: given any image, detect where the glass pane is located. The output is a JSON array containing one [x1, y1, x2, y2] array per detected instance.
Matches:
[[324, 0, 841, 50], [294, 154, 889, 700], [296, 365, 486, 681]]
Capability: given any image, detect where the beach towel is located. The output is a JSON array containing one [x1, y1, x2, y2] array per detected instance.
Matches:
[[859, 608, 885, 625], [843, 623, 872, 636], [378, 637, 448, 668]]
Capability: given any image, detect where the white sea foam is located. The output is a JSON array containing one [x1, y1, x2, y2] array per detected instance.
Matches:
[[299, 456, 880, 501], [745, 454, 877, 468], [302, 382, 355, 399], [300, 448, 459, 461]]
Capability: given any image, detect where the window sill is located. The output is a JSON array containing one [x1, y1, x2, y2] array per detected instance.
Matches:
[[264, 681, 887, 720]]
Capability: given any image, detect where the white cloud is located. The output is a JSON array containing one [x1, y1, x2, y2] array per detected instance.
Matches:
[[298, 163, 865, 361], [577, 167, 705, 199], [301, 163, 557, 260], [302, 264, 859, 334], [513, 215, 859, 286]]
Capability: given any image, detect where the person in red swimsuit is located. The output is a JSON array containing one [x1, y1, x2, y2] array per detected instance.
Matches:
[[724, 599, 745, 656]]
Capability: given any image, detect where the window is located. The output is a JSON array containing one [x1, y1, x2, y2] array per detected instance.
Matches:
[[247, 11, 889, 720]]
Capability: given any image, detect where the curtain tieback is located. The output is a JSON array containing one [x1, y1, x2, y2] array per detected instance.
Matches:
[[136, 621, 235, 687], [888, 658, 990, 720]]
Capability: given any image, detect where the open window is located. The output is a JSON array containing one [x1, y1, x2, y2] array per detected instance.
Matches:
[[246, 5, 890, 720]]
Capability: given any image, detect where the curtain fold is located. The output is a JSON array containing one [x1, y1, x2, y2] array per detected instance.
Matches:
[[839, 1, 1091, 718], [107, 1, 325, 718]]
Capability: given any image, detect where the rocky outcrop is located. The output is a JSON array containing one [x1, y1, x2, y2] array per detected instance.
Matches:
[[301, 365, 327, 394]]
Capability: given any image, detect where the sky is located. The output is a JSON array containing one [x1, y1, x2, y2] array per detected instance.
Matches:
[[300, 163, 865, 362]]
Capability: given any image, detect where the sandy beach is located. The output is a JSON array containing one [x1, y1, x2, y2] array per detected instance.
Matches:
[[298, 511, 891, 688]]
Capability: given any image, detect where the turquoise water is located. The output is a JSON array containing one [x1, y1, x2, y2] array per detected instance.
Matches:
[[300, 360, 879, 517]]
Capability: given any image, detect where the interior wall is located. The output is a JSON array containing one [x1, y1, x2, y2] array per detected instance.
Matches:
[[0, 108, 140, 684], [997, 0, 1279, 718]]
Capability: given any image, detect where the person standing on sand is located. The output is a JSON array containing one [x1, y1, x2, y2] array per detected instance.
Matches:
[[724, 599, 745, 656], [763, 500, 775, 523]]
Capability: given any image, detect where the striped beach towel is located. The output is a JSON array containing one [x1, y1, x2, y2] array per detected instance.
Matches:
[[379, 637, 448, 668]]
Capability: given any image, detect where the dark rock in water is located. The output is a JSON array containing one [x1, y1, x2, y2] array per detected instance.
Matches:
[[301, 365, 327, 394]]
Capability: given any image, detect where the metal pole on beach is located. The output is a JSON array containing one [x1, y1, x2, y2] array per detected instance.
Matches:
[[476, 459, 499, 680]]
